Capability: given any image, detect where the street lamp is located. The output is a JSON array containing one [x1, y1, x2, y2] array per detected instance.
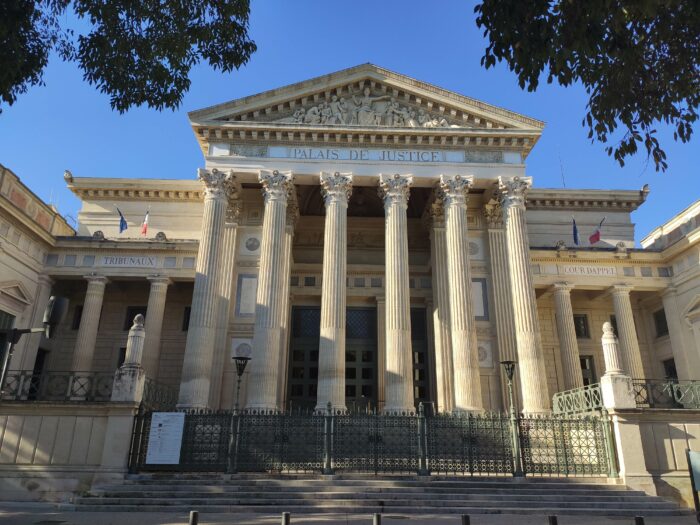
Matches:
[[500, 360, 523, 477], [232, 343, 251, 413]]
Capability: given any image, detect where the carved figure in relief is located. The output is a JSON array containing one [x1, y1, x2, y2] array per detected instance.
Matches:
[[320, 102, 332, 124], [328, 96, 346, 124], [304, 105, 321, 124], [351, 87, 390, 126]]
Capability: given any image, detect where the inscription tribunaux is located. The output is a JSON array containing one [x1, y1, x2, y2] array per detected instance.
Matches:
[[101, 255, 157, 268]]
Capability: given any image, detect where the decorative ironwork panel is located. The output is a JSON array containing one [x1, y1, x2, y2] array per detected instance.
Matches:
[[142, 378, 178, 411], [427, 412, 513, 476], [333, 412, 418, 473], [552, 383, 603, 415], [519, 415, 608, 476], [2, 370, 114, 402], [235, 411, 323, 473], [178, 411, 230, 471], [633, 379, 700, 409]]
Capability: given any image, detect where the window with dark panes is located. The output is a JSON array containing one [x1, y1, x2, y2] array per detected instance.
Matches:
[[653, 308, 669, 338], [573, 314, 590, 339]]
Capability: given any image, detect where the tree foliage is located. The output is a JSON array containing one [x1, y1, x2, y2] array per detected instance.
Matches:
[[0, 0, 256, 113], [475, 0, 700, 172]]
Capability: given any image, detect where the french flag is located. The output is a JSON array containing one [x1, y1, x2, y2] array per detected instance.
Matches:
[[116, 208, 128, 234], [572, 217, 579, 246], [589, 217, 606, 245], [141, 209, 150, 236]]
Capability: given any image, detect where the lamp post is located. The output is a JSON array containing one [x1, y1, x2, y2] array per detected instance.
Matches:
[[232, 344, 252, 413], [228, 343, 251, 474], [500, 360, 523, 477]]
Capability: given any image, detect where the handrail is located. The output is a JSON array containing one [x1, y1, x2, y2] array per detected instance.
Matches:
[[552, 383, 603, 415], [632, 379, 700, 409], [1, 370, 114, 402]]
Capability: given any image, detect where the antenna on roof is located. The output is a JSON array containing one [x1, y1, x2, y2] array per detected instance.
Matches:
[[557, 147, 567, 188]]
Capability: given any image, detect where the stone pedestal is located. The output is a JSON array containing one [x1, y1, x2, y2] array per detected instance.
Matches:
[[140, 276, 171, 379], [178, 169, 239, 409], [428, 199, 454, 413], [440, 175, 482, 412], [112, 313, 147, 403], [552, 283, 584, 390], [246, 170, 294, 411], [379, 173, 414, 414], [611, 285, 645, 379], [316, 172, 352, 412], [600, 321, 636, 410], [499, 177, 550, 413], [72, 275, 108, 372]]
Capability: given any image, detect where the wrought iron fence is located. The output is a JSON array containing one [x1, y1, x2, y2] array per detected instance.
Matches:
[[142, 378, 178, 411], [552, 383, 603, 415], [129, 405, 616, 478], [1, 370, 114, 402], [633, 379, 700, 409]]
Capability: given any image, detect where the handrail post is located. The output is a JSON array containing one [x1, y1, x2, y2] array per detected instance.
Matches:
[[600, 408, 618, 478], [322, 401, 334, 474], [417, 402, 430, 475]]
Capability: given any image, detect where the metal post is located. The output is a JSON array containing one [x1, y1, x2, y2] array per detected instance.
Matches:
[[417, 402, 430, 475], [323, 401, 334, 474], [507, 376, 524, 477], [548, 516, 558, 525], [634, 517, 645, 525], [188, 510, 199, 525], [600, 407, 619, 478], [281, 511, 291, 525], [373, 513, 381, 525], [0, 332, 17, 397], [461, 515, 470, 525]]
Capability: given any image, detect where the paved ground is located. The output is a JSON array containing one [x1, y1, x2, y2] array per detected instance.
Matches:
[[0, 505, 697, 525]]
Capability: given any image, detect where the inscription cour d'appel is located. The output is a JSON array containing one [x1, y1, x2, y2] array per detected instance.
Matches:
[[560, 265, 617, 277]]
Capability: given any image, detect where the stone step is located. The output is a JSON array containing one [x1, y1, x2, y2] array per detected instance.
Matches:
[[71, 503, 689, 516]]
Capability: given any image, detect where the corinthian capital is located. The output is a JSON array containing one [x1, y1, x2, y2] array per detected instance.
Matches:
[[198, 168, 239, 200], [378, 173, 412, 207], [259, 169, 294, 203], [439, 174, 473, 206], [483, 197, 504, 229], [320, 172, 353, 205], [498, 176, 531, 209], [425, 188, 445, 228]]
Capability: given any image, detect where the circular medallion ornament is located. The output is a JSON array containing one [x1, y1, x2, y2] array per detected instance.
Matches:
[[245, 237, 260, 252], [478, 346, 487, 362], [469, 242, 479, 256]]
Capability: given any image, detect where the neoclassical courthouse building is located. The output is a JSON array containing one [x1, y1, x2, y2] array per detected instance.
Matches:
[[2, 64, 700, 416]]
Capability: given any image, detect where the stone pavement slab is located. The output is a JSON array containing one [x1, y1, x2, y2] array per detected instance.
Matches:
[[0, 506, 697, 525]]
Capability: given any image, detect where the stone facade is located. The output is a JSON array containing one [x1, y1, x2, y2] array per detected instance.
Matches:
[[1, 64, 699, 417]]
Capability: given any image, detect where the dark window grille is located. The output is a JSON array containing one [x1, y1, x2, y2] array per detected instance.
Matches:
[[573, 314, 590, 339]]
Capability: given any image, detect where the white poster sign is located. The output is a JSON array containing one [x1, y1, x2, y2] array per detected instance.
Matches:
[[145, 412, 185, 464]]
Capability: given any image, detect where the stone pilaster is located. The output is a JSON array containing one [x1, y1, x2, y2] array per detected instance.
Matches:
[[440, 175, 482, 412], [178, 168, 238, 409], [499, 176, 550, 413], [72, 275, 108, 371], [611, 285, 645, 379], [246, 170, 294, 411], [484, 197, 520, 411], [13, 274, 53, 371], [316, 172, 353, 412], [428, 199, 454, 412], [277, 193, 298, 409], [140, 275, 171, 379], [661, 287, 697, 380], [552, 282, 584, 390], [379, 173, 414, 414], [209, 200, 241, 408]]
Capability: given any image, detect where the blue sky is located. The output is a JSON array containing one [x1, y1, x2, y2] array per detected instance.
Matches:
[[0, 0, 696, 242]]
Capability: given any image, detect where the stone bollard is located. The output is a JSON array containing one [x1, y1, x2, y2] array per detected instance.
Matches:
[[373, 513, 381, 525], [111, 314, 147, 403], [461, 515, 470, 525], [281, 511, 291, 525], [188, 510, 199, 525]]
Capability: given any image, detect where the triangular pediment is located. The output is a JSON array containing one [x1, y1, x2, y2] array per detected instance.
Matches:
[[0, 280, 32, 307], [189, 64, 543, 132]]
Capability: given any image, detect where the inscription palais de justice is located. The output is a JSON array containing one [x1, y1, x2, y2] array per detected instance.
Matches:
[[290, 147, 443, 162]]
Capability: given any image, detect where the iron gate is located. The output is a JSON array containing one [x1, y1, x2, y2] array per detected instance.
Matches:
[[129, 406, 616, 477]]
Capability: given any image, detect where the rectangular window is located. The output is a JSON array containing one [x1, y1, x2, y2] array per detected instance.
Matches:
[[609, 315, 618, 336], [573, 314, 590, 339], [182, 306, 191, 331], [117, 347, 127, 369], [580, 356, 597, 386], [662, 358, 678, 380], [123, 306, 147, 330], [71, 305, 83, 330], [653, 308, 669, 337]]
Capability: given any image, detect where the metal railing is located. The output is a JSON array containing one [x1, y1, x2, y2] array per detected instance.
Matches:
[[633, 379, 700, 409], [1, 370, 114, 402], [142, 377, 178, 411], [552, 383, 604, 415], [129, 405, 617, 478]]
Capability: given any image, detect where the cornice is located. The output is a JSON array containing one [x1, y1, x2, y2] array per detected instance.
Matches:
[[526, 187, 648, 212], [66, 177, 203, 201], [52, 237, 199, 251]]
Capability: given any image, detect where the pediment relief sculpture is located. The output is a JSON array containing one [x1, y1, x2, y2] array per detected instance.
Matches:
[[238, 85, 468, 129]]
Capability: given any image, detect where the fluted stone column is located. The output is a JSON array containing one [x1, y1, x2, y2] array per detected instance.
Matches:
[[379, 173, 415, 413], [140, 275, 171, 379], [499, 176, 550, 413], [484, 198, 519, 411], [246, 170, 294, 411], [178, 168, 237, 409], [440, 175, 482, 412], [276, 196, 298, 410], [428, 199, 454, 412], [209, 200, 242, 408], [661, 287, 696, 380], [13, 274, 53, 371], [611, 285, 645, 379], [316, 172, 353, 412], [552, 283, 584, 390], [72, 275, 108, 371], [376, 296, 386, 412], [602, 321, 624, 374]]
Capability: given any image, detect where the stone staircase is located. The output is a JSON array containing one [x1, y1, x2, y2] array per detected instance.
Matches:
[[75, 474, 689, 516]]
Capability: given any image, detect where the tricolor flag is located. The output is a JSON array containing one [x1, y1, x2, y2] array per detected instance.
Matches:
[[589, 217, 606, 245], [572, 217, 579, 246], [116, 208, 128, 233], [141, 209, 150, 236]]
